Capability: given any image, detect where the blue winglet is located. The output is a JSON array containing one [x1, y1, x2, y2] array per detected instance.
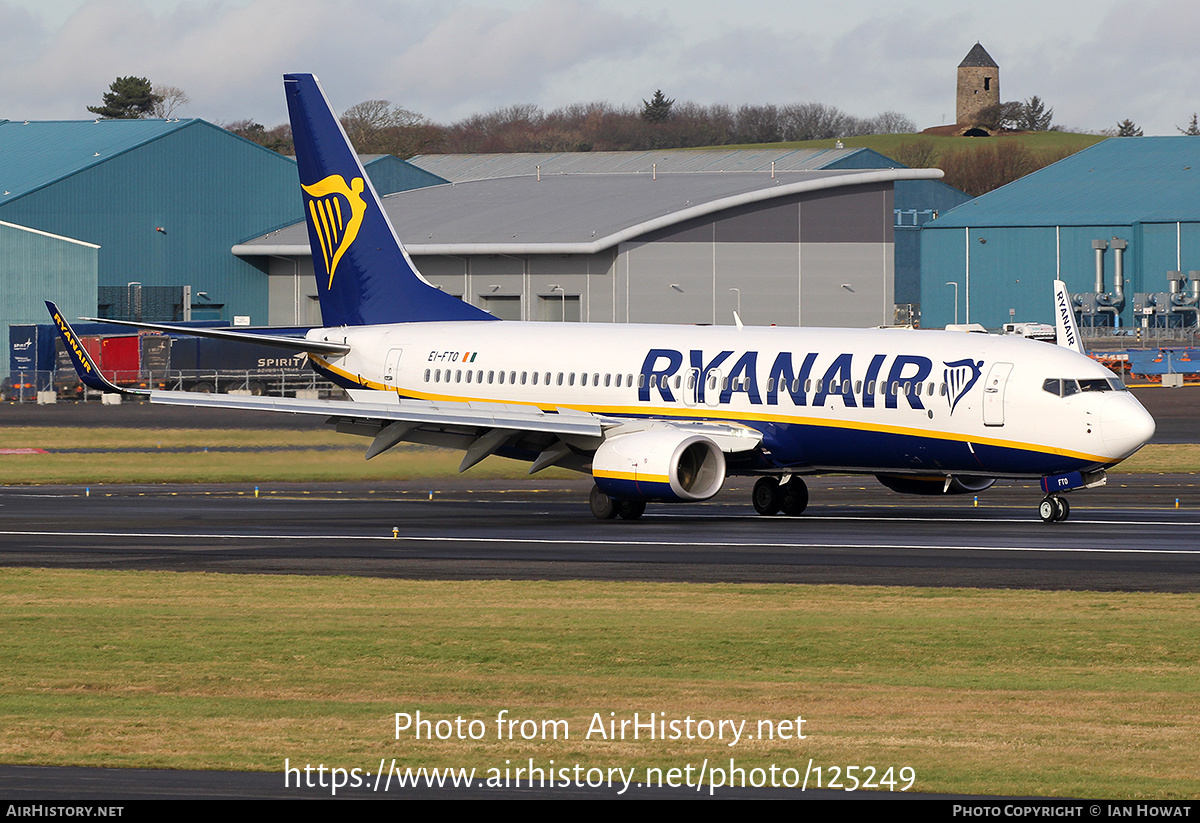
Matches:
[[44, 301, 140, 395], [283, 73, 496, 326]]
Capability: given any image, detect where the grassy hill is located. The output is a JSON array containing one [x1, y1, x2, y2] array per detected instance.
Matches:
[[712, 130, 1108, 158], [706, 131, 1111, 195]]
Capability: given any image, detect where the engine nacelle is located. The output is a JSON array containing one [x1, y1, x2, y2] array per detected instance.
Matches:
[[593, 430, 726, 502], [875, 474, 996, 496]]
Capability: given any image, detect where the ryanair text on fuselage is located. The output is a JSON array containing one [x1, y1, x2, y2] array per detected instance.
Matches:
[[636, 348, 983, 412]]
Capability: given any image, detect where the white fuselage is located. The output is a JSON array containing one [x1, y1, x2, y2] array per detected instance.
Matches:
[[307, 321, 1155, 479]]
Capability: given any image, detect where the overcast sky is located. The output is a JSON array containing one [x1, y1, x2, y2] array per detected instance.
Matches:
[[1, 0, 1196, 136]]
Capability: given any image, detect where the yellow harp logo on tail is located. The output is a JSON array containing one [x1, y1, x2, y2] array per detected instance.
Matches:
[[302, 174, 367, 290]]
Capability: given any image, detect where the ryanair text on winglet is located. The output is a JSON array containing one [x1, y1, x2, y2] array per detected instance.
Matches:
[[51, 309, 93, 375]]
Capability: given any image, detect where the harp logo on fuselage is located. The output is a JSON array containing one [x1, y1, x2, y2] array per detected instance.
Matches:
[[302, 174, 367, 290], [638, 349, 984, 413], [943, 358, 984, 414]]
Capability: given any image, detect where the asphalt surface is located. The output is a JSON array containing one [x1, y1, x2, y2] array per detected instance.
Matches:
[[1, 474, 1197, 591]]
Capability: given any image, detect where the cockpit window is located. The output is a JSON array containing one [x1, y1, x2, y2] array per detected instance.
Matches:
[[1043, 376, 1128, 397]]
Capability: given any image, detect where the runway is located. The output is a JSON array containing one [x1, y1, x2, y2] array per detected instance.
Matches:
[[3, 403, 1197, 801], [2, 474, 1198, 592]]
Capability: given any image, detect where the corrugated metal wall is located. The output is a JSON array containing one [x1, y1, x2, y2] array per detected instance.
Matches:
[[922, 221, 1200, 328], [0, 222, 97, 358], [0, 121, 301, 325]]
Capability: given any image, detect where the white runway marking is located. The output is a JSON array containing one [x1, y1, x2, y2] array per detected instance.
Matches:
[[1, 530, 1198, 555]]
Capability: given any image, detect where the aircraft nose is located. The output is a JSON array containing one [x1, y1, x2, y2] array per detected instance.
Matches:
[[1100, 393, 1156, 459]]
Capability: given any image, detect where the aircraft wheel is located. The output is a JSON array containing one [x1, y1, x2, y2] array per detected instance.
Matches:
[[589, 485, 619, 520], [1055, 496, 1070, 522], [779, 477, 809, 516], [617, 500, 646, 520], [1039, 496, 1069, 523], [753, 477, 782, 516], [1039, 498, 1056, 523]]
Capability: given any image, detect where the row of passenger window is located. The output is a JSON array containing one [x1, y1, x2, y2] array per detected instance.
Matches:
[[423, 367, 949, 398], [424, 368, 637, 388]]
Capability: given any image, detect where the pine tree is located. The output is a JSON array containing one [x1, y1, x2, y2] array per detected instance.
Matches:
[[1178, 114, 1200, 136], [88, 77, 160, 119], [641, 90, 674, 123], [1018, 96, 1053, 131], [1115, 119, 1143, 137]]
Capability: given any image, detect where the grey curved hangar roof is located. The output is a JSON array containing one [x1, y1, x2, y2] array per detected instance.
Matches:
[[234, 168, 941, 258], [405, 147, 886, 181]]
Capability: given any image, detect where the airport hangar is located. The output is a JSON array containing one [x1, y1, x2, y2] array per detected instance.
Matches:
[[921, 136, 1200, 334], [0, 116, 440, 356], [0, 120, 963, 367], [236, 147, 964, 330]]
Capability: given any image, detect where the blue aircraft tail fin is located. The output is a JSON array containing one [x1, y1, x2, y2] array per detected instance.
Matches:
[[283, 73, 495, 326]]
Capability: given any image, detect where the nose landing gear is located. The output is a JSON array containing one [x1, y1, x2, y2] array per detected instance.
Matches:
[[1039, 495, 1071, 523]]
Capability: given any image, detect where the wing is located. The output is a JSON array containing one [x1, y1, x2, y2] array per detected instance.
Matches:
[[74, 314, 350, 355], [46, 302, 759, 476]]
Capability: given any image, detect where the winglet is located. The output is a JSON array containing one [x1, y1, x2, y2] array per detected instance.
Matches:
[[44, 301, 142, 395], [1053, 280, 1084, 354]]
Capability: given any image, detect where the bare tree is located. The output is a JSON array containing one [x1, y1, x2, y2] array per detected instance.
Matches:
[[976, 101, 1023, 131], [732, 104, 782, 144], [151, 85, 190, 119], [865, 111, 918, 135], [223, 119, 293, 154], [779, 102, 849, 141], [936, 140, 1075, 196], [890, 140, 940, 168]]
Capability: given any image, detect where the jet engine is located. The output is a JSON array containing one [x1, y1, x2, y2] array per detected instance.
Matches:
[[875, 474, 996, 496], [592, 430, 726, 502]]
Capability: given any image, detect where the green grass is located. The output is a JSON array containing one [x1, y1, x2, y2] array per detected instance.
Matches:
[[1116, 444, 1200, 473], [1, 569, 1197, 797]]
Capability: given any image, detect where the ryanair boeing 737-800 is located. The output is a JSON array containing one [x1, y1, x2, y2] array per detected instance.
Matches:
[[48, 74, 1155, 522]]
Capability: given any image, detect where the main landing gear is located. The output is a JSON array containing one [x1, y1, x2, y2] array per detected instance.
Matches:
[[589, 485, 645, 521], [1039, 495, 1071, 523], [752, 476, 809, 516]]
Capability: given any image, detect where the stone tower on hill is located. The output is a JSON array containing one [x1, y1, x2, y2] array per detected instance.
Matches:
[[957, 43, 999, 125]]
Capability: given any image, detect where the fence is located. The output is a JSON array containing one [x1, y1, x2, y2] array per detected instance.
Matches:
[[2, 370, 343, 402]]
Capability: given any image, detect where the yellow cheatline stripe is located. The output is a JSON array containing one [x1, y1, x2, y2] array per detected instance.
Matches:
[[594, 470, 671, 483], [309, 355, 1115, 464]]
